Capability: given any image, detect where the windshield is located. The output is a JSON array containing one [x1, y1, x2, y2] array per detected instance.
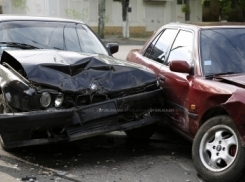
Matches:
[[0, 21, 108, 55], [200, 28, 245, 76]]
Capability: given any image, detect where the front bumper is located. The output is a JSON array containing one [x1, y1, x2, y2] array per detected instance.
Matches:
[[0, 89, 163, 149]]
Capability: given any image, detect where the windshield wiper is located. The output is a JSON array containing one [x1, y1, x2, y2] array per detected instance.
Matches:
[[0, 42, 40, 49], [205, 72, 242, 78]]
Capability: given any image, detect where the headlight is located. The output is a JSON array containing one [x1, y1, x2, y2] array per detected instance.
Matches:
[[55, 93, 64, 107], [40, 92, 51, 108]]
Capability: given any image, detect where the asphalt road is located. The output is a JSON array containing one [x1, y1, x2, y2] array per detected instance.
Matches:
[[0, 126, 201, 182], [0, 45, 244, 182], [114, 45, 142, 61]]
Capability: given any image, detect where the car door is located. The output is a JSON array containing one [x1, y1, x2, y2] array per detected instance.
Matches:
[[143, 29, 178, 82], [160, 30, 194, 135]]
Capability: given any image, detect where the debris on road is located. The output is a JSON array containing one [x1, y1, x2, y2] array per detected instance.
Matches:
[[38, 169, 53, 176], [21, 176, 37, 181], [106, 159, 115, 163], [57, 171, 67, 176], [13, 164, 18, 169]]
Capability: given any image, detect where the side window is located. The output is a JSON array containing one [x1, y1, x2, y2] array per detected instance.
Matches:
[[167, 30, 193, 65], [64, 24, 81, 52], [76, 25, 108, 55], [144, 32, 162, 58], [145, 29, 178, 63]]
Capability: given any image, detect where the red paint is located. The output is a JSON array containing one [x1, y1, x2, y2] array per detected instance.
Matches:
[[169, 60, 191, 74], [126, 23, 245, 145]]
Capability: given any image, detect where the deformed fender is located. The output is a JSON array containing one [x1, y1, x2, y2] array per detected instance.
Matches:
[[0, 64, 37, 111], [221, 89, 245, 146]]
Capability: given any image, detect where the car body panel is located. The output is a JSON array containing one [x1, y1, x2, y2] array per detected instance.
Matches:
[[0, 15, 163, 149], [0, 88, 162, 149], [2, 50, 156, 93], [0, 15, 85, 24], [126, 23, 245, 145]]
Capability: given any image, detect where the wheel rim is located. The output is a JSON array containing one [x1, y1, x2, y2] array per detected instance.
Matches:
[[199, 125, 238, 172]]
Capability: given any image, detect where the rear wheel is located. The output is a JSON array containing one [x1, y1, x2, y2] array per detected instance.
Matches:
[[125, 123, 156, 141], [192, 115, 245, 182]]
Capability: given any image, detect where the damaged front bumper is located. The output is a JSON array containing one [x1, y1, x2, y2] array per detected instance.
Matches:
[[0, 89, 163, 149]]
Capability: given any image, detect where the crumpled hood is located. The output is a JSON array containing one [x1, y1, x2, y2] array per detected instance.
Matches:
[[1, 50, 156, 93], [218, 74, 245, 88]]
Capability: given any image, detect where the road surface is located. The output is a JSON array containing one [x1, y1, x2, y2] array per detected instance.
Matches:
[[1, 45, 245, 182]]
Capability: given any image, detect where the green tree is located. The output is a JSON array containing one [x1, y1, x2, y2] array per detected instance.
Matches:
[[237, 0, 245, 21], [217, 0, 231, 21], [183, 0, 190, 21]]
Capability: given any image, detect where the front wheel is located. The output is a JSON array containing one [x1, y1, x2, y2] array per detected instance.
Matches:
[[192, 115, 245, 182], [0, 94, 20, 151]]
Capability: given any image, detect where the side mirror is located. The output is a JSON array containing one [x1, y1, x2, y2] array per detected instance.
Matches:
[[106, 43, 119, 55], [169, 60, 192, 74]]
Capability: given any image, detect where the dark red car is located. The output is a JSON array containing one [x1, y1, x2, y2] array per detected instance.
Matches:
[[126, 22, 245, 182]]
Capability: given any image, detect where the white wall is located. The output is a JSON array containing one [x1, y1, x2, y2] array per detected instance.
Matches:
[[128, 0, 145, 26], [26, 0, 45, 16], [144, 2, 165, 31], [193, 0, 202, 22], [1, 0, 202, 30], [164, 1, 172, 24], [176, 2, 186, 22]]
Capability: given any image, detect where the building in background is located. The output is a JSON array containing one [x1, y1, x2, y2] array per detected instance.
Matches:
[[1, 0, 202, 36]]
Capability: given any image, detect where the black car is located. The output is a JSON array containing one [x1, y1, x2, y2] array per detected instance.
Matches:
[[0, 15, 162, 150]]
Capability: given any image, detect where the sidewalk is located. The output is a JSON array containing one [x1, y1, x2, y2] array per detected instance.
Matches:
[[101, 34, 150, 45]]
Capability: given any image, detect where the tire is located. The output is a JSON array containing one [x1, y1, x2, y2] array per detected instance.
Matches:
[[125, 123, 156, 141], [192, 115, 245, 182], [0, 135, 8, 151], [0, 94, 20, 151], [0, 94, 4, 113], [0, 135, 22, 152], [0, 94, 7, 150], [0, 94, 10, 113]]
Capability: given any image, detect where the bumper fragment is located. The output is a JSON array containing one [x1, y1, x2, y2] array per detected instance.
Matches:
[[0, 89, 163, 148]]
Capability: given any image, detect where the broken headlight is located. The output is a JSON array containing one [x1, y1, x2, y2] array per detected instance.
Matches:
[[55, 93, 64, 107], [40, 92, 51, 107]]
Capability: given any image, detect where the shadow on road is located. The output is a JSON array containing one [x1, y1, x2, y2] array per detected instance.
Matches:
[[1, 124, 245, 181], [9, 125, 192, 169]]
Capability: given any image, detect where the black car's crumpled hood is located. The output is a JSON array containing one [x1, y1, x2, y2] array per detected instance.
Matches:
[[1, 50, 156, 93]]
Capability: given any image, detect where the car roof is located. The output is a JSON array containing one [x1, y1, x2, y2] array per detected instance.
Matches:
[[165, 22, 245, 30], [0, 15, 84, 24]]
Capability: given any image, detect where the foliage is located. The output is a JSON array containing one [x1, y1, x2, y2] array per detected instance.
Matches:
[[238, 0, 245, 21], [182, 4, 190, 14], [12, 0, 29, 11], [65, 9, 88, 21], [238, 0, 245, 11], [217, 0, 231, 14]]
